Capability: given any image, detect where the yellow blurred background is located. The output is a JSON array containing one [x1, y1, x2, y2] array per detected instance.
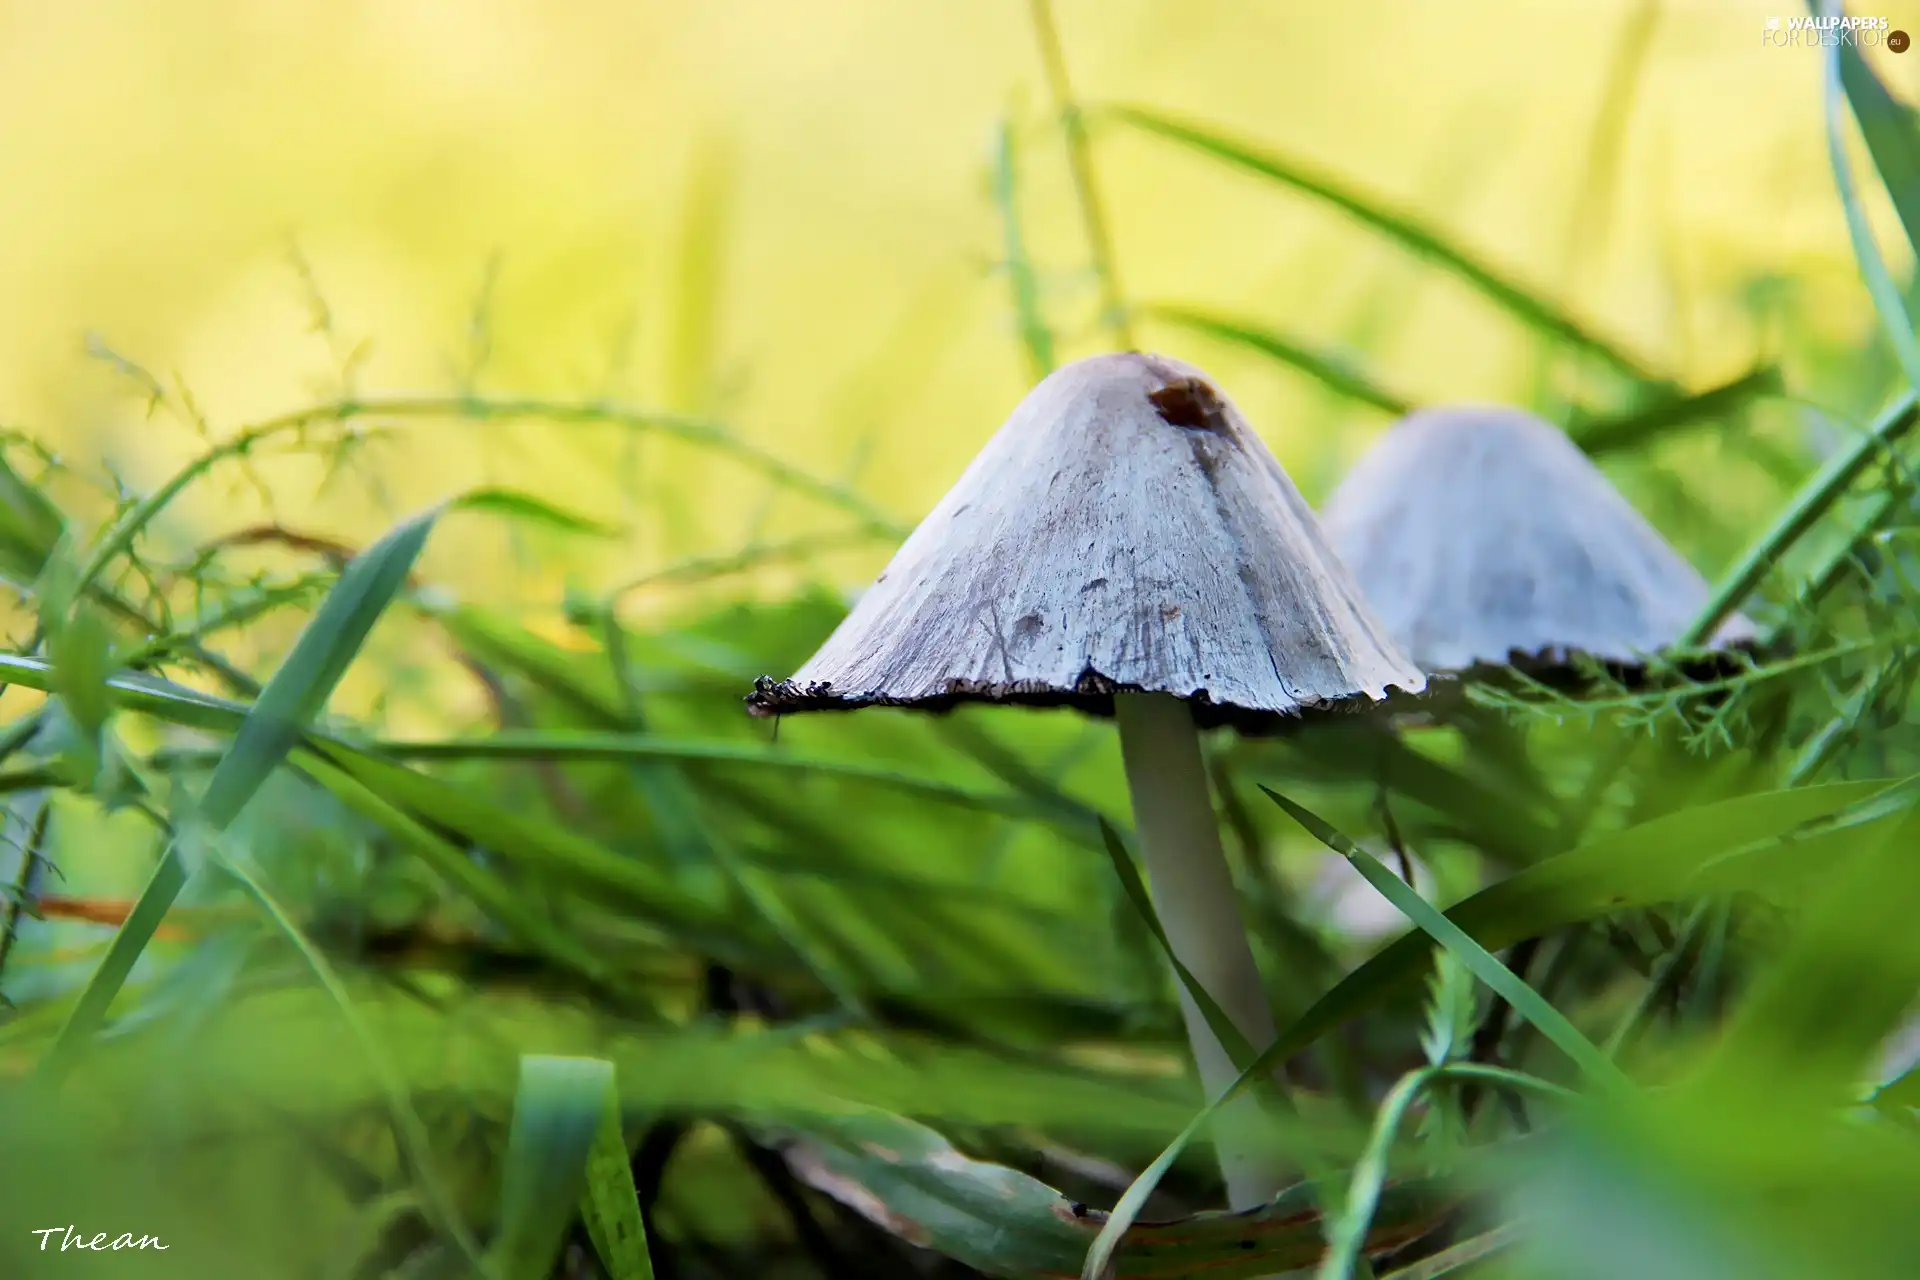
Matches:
[[2, 0, 1916, 641]]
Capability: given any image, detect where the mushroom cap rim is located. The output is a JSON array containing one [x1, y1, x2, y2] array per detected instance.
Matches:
[[743, 668, 1429, 737]]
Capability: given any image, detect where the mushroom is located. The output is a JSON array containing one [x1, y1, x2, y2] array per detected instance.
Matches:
[[747, 351, 1426, 1208], [1318, 403, 1757, 678]]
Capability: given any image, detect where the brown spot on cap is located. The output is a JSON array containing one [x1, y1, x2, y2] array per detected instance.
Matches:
[[1147, 376, 1229, 434]]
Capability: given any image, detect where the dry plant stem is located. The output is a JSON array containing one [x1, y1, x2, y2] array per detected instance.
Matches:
[[1115, 691, 1289, 1210]]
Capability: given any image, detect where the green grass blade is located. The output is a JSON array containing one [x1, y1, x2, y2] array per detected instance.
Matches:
[[34, 506, 440, 1080], [30, 845, 190, 1082], [312, 745, 732, 937], [374, 730, 1100, 835], [992, 116, 1056, 381], [1315, 1064, 1571, 1280], [1245, 729, 1559, 868], [1269, 778, 1901, 1065], [199, 506, 439, 826], [70, 444, 244, 605], [1317, 1068, 1439, 1280], [1083, 816, 1330, 1280], [1105, 105, 1664, 386], [122, 578, 326, 670], [0, 649, 1095, 929], [158, 394, 904, 540], [1028, 0, 1133, 349], [1142, 305, 1415, 415], [926, 714, 1123, 841], [1698, 793, 1920, 1101], [1260, 787, 1629, 1093], [1078, 1114, 1230, 1275], [1821, 20, 1920, 393], [0, 656, 267, 732], [375, 395, 905, 536], [59, 388, 895, 617], [43, 596, 114, 787], [1315, 1068, 1438, 1280], [578, 1083, 654, 1280], [0, 446, 65, 586], [1680, 391, 1920, 646], [0, 655, 1086, 836], [595, 608, 868, 1009], [1783, 488, 1902, 625], [492, 1056, 632, 1280], [1567, 366, 1783, 457], [454, 487, 624, 538], [218, 847, 491, 1274], [1821, 0, 1920, 256], [289, 749, 620, 989], [1093, 819, 1273, 1092]]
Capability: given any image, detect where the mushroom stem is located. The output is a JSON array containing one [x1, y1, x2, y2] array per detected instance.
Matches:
[[1114, 691, 1290, 1210]]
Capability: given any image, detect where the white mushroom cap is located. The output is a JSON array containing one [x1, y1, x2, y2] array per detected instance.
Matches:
[[747, 352, 1426, 732], [1318, 404, 1758, 675]]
